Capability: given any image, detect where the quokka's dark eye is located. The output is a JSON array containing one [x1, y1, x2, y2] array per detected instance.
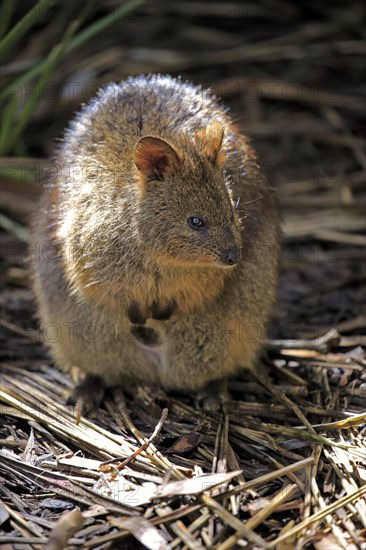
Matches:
[[188, 215, 206, 230]]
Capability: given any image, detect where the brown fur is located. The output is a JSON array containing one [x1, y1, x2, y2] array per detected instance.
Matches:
[[31, 75, 281, 393]]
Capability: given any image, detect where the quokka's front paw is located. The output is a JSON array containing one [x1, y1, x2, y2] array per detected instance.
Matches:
[[151, 299, 176, 320]]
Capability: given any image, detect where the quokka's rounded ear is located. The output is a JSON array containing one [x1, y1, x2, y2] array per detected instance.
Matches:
[[194, 120, 226, 165], [134, 136, 182, 182]]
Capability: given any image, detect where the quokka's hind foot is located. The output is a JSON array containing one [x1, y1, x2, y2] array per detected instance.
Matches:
[[195, 379, 230, 413], [65, 373, 106, 418]]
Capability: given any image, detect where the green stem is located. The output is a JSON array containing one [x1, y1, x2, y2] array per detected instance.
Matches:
[[0, 93, 18, 154], [0, 0, 16, 39], [3, 20, 80, 155], [0, 0, 56, 60], [64, 0, 145, 53], [0, 0, 145, 102]]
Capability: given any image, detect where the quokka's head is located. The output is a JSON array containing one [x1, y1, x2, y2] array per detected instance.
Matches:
[[133, 120, 243, 269]]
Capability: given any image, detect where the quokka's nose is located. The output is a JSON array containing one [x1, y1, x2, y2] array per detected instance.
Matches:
[[221, 249, 239, 266]]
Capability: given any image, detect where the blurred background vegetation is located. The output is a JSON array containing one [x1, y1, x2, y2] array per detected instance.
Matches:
[[1, 1, 364, 156]]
